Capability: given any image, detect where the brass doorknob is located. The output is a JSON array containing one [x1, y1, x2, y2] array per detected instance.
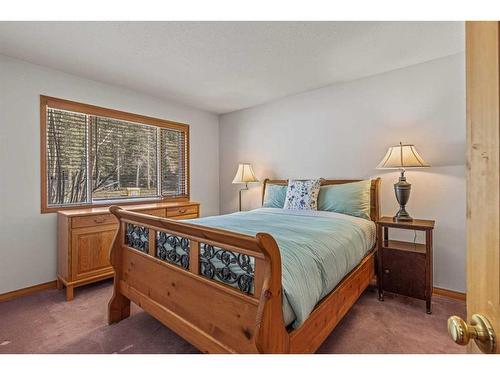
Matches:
[[448, 314, 496, 354]]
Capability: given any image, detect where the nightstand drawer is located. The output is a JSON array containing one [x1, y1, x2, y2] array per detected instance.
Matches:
[[382, 248, 426, 300]]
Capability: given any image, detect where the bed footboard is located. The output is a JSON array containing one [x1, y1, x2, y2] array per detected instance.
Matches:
[[107, 206, 289, 353]]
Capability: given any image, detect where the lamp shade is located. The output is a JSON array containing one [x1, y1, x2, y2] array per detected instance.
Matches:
[[232, 163, 259, 184], [377, 143, 430, 169]]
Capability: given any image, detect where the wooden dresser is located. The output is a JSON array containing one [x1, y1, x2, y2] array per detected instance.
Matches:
[[57, 201, 200, 300]]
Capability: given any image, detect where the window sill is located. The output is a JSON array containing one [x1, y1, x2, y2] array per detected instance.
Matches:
[[41, 196, 189, 214]]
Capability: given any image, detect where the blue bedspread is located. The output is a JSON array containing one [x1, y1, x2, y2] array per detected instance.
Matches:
[[186, 208, 375, 328]]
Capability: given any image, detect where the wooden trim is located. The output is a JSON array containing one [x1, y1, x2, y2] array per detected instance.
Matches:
[[42, 197, 190, 214], [185, 125, 191, 201], [40, 95, 189, 131], [433, 287, 466, 301], [0, 280, 57, 302], [40, 97, 48, 214], [40, 95, 190, 213]]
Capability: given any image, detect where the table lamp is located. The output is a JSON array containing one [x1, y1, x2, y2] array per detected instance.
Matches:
[[232, 163, 259, 211], [377, 142, 430, 221]]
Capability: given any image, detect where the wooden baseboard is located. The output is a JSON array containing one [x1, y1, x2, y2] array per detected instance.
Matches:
[[0, 280, 467, 304], [372, 277, 466, 302], [0, 280, 57, 303], [433, 287, 466, 301]]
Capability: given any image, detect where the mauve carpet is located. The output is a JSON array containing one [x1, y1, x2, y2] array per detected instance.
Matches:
[[0, 281, 466, 354]]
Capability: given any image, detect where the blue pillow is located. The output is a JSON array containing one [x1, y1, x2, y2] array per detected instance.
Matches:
[[317, 180, 371, 219], [263, 184, 287, 208]]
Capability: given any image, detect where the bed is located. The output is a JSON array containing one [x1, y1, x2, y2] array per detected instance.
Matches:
[[108, 178, 381, 353]]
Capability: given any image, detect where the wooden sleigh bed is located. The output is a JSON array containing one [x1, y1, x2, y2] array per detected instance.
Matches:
[[108, 178, 381, 353]]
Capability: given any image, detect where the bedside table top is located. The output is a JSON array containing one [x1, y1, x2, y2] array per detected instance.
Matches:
[[377, 216, 435, 230]]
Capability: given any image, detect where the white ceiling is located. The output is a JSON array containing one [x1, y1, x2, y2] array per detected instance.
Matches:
[[0, 22, 464, 114]]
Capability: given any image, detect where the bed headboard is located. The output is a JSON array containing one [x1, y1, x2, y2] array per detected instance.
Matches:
[[261, 178, 381, 222]]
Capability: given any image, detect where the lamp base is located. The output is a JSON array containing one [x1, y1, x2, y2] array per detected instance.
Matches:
[[238, 183, 249, 211], [394, 207, 413, 222], [393, 170, 413, 222]]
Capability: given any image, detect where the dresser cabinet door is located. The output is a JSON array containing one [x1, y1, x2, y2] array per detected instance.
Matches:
[[71, 225, 116, 280]]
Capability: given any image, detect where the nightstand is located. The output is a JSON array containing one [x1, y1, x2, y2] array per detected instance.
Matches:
[[376, 216, 435, 313]]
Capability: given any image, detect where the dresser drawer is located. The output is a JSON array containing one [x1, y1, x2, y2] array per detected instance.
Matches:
[[382, 248, 426, 300], [72, 214, 117, 228], [166, 205, 198, 218], [135, 208, 166, 217]]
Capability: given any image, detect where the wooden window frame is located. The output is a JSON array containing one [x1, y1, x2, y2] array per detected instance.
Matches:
[[40, 95, 190, 213]]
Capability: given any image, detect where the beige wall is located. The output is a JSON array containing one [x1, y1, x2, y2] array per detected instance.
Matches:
[[219, 53, 466, 292], [0, 52, 466, 294], [0, 54, 220, 294]]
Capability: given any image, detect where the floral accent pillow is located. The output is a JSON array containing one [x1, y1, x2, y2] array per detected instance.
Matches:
[[283, 179, 322, 210]]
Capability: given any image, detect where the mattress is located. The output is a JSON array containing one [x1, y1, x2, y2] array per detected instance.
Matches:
[[186, 208, 376, 328]]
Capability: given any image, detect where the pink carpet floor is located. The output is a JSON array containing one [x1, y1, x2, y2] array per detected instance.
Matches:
[[0, 280, 466, 354]]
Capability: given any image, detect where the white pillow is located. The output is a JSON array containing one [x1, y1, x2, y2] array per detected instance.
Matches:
[[283, 179, 322, 210]]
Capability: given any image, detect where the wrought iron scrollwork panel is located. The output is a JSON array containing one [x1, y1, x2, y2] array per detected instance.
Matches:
[[125, 223, 149, 253], [199, 243, 255, 294], [156, 232, 190, 269]]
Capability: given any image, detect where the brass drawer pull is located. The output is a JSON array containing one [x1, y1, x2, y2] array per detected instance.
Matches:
[[179, 208, 187, 214], [384, 269, 390, 274], [94, 217, 105, 224]]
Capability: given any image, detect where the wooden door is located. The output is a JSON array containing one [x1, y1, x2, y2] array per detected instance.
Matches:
[[71, 225, 116, 280], [448, 21, 500, 354]]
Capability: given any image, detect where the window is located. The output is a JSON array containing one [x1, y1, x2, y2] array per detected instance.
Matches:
[[41, 96, 189, 212]]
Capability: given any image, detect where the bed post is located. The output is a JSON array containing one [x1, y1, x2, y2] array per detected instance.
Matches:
[[261, 178, 269, 206], [108, 206, 131, 324], [371, 178, 381, 222], [254, 232, 290, 353]]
